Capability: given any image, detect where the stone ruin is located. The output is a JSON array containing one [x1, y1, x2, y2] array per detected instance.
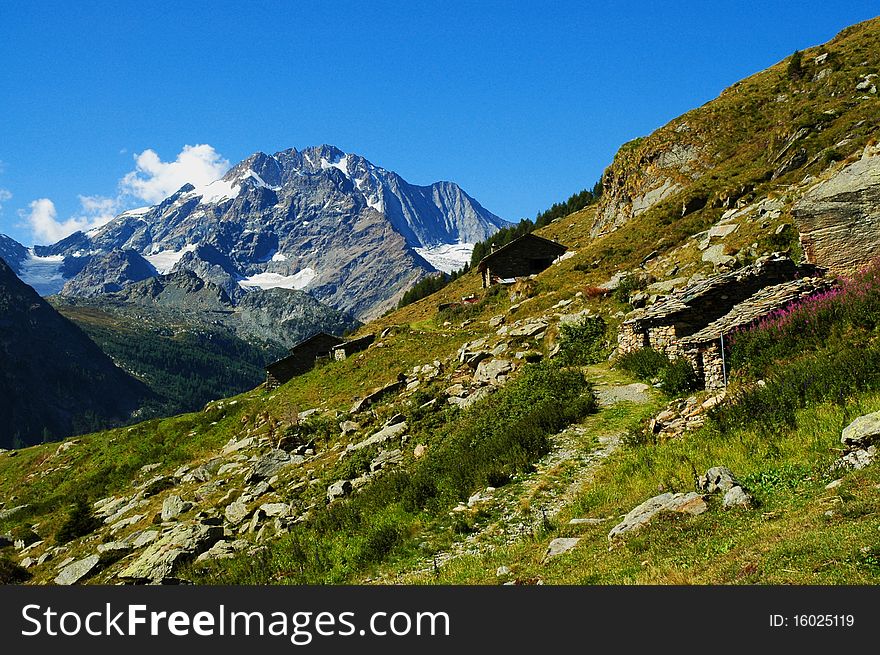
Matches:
[[616, 254, 831, 389]]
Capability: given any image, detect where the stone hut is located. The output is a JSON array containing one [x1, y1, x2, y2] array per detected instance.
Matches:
[[331, 334, 376, 361], [265, 332, 344, 389], [678, 276, 836, 389], [617, 255, 815, 359], [477, 234, 567, 288]]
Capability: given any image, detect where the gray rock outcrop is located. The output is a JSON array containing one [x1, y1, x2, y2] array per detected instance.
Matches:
[[608, 492, 707, 541]]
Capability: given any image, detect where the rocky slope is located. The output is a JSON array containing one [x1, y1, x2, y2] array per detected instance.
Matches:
[[0, 259, 153, 448], [591, 18, 880, 259], [30, 145, 507, 319]]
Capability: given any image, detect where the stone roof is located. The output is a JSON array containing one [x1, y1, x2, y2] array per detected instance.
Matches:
[[622, 254, 817, 329], [679, 277, 837, 347]]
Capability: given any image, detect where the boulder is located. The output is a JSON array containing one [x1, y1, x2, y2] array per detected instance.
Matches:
[[509, 321, 548, 338], [161, 495, 192, 522], [259, 503, 291, 518], [473, 358, 513, 386], [224, 500, 251, 526], [722, 486, 753, 509], [841, 411, 880, 447], [327, 480, 352, 502], [118, 522, 224, 582], [246, 449, 297, 483], [54, 555, 101, 585], [543, 537, 580, 561], [128, 530, 160, 548], [697, 466, 740, 494], [608, 492, 707, 541]]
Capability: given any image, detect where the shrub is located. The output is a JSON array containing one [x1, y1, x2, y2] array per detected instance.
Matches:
[[613, 274, 648, 304], [56, 497, 101, 544], [0, 557, 31, 584], [729, 259, 880, 378], [658, 358, 700, 396], [558, 315, 608, 365], [787, 50, 803, 80], [616, 348, 669, 381]]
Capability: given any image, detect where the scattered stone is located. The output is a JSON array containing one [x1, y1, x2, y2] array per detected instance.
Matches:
[[496, 566, 511, 577], [141, 475, 176, 497], [448, 386, 494, 409], [109, 514, 145, 534], [594, 383, 651, 407], [54, 555, 101, 585], [825, 479, 843, 490], [222, 437, 257, 456], [195, 539, 249, 563], [56, 557, 75, 570], [161, 495, 193, 522], [225, 500, 251, 526], [97, 541, 133, 555], [697, 466, 740, 494], [833, 446, 877, 471], [344, 422, 407, 455], [841, 411, 880, 447], [568, 518, 609, 525], [339, 421, 360, 435], [722, 486, 753, 509], [0, 505, 29, 521], [20, 557, 34, 569], [370, 449, 403, 472], [543, 537, 580, 561], [413, 444, 427, 459], [488, 315, 505, 328], [473, 358, 513, 386], [118, 522, 224, 582], [608, 492, 707, 541], [327, 479, 353, 502]]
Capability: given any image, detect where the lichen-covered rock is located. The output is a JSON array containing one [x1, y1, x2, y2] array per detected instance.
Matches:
[[118, 522, 223, 582], [608, 492, 707, 541], [161, 495, 192, 522], [841, 411, 880, 447], [697, 466, 740, 494], [794, 144, 880, 276], [54, 555, 101, 585], [722, 485, 753, 509]]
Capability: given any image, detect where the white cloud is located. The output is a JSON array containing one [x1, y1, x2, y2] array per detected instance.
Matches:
[[21, 194, 122, 244], [22, 199, 87, 243], [120, 144, 230, 204], [0, 188, 11, 213], [21, 144, 231, 244]]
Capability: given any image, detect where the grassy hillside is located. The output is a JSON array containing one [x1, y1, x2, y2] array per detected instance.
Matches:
[[3, 18, 880, 586]]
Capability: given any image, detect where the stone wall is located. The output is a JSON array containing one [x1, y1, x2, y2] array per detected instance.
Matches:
[[699, 342, 727, 391], [617, 322, 649, 354], [647, 325, 681, 358]]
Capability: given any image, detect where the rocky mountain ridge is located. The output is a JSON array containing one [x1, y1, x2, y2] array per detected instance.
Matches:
[[13, 145, 507, 319]]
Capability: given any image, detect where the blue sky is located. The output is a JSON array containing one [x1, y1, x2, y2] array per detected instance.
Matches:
[[0, 1, 877, 245]]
